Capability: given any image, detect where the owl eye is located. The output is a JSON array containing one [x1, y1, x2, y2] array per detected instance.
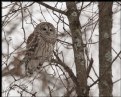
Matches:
[[50, 28, 52, 31]]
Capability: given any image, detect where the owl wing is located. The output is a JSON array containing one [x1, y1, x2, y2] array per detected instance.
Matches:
[[25, 33, 38, 68], [26, 33, 38, 57], [25, 32, 39, 74]]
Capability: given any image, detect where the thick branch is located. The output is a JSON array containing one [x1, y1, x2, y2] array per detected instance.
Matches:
[[52, 51, 78, 86]]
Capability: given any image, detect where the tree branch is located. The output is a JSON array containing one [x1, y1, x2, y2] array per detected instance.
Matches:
[[36, 2, 67, 15], [89, 51, 121, 88], [87, 58, 94, 78], [52, 51, 78, 86]]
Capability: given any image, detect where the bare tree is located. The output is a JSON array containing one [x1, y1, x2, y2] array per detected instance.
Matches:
[[2, 1, 121, 97], [99, 2, 113, 96]]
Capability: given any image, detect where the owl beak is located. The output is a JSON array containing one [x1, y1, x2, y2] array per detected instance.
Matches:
[[46, 31, 50, 34]]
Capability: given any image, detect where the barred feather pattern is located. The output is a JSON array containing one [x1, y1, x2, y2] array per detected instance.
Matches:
[[25, 22, 57, 76]]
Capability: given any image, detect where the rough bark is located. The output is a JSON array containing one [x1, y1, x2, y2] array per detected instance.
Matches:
[[66, 2, 88, 96], [98, 2, 113, 97]]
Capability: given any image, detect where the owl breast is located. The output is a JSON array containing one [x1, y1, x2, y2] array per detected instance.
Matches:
[[26, 38, 54, 75], [35, 39, 54, 63]]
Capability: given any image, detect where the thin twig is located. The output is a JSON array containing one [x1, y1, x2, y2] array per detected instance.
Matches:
[[89, 51, 121, 88], [37, 2, 67, 15]]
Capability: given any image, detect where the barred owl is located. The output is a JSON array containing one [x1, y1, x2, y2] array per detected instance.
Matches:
[[25, 22, 57, 76]]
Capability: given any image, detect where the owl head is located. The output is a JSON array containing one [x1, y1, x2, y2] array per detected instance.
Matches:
[[34, 22, 57, 43], [34, 22, 56, 36]]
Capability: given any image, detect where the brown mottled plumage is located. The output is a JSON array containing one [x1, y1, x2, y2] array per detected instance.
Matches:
[[25, 22, 57, 76]]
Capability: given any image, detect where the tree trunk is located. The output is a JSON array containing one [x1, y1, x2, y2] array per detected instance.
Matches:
[[98, 2, 113, 97], [66, 2, 88, 96]]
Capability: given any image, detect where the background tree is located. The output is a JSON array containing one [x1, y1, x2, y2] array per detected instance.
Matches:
[[99, 2, 113, 96]]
